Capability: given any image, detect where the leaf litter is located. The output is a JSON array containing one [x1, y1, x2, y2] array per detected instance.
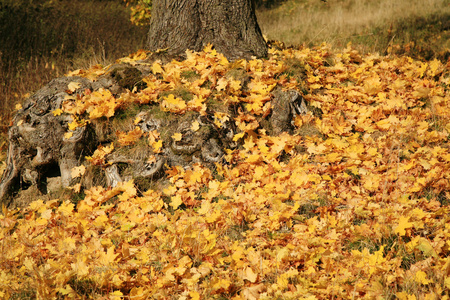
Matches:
[[1, 44, 450, 299]]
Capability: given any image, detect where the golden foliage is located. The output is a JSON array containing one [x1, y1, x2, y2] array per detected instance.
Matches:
[[1, 44, 450, 299]]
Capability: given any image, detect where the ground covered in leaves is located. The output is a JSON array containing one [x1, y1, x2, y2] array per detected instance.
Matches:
[[1, 44, 450, 299]]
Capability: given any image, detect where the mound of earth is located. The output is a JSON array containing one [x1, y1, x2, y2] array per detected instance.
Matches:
[[0, 48, 313, 207]]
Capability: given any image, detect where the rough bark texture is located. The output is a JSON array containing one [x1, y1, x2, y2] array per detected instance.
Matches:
[[147, 0, 268, 60], [0, 76, 110, 207]]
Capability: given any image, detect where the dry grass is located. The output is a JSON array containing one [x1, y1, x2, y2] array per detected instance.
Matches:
[[0, 0, 147, 132], [257, 0, 450, 58]]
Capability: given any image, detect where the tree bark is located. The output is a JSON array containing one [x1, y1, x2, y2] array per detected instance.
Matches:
[[146, 0, 268, 60]]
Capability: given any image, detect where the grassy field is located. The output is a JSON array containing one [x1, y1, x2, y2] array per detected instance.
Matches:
[[257, 0, 450, 60], [0, 0, 147, 130]]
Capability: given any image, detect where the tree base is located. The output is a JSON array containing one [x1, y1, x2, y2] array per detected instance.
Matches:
[[146, 0, 268, 61]]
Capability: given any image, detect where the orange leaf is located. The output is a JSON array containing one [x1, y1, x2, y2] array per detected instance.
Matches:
[[117, 127, 144, 146]]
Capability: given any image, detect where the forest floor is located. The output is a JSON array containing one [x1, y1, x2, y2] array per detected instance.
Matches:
[[0, 0, 450, 299]]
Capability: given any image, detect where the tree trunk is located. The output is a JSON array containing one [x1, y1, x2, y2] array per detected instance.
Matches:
[[146, 0, 268, 61]]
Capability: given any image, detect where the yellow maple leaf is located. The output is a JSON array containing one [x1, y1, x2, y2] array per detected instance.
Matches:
[[212, 278, 231, 291], [27, 200, 43, 212], [445, 277, 450, 289], [69, 183, 82, 193], [57, 200, 74, 216], [427, 59, 442, 77], [276, 247, 289, 264], [326, 152, 342, 163], [86, 143, 114, 165], [170, 194, 183, 210], [245, 93, 270, 114], [67, 81, 81, 92], [66, 69, 83, 77], [185, 169, 202, 185], [232, 245, 244, 261], [93, 214, 109, 228], [118, 50, 148, 65], [68, 121, 79, 131], [363, 75, 382, 95], [375, 118, 391, 130], [187, 95, 207, 113], [121, 222, 136, 232], [249, 81, 276, 95], [216, 77, 228, 91], [36, 217, 48, 226], [246, 154, 261, 163], [147, 130, 160, 143], [151, 61, 164, 74], [243, 267, 258, 283], [164, 268, 176, 282], [103, 143, 115, 154], [71, 165, 86, 179], [294, 115, 303, 127], [229, 79, 241, 92], [235, 113, 259, 132], [64, 132, 73, 139], [100, 246, 119, 266], [205, 210, 221, 223], [88, 107, 104, 119], [172, 132, 182, 141], [129, 287, 148, 300], [396, 292, 417, 300], [254, 165, 265, 179], [213, 112, 230, 128], [52, 108, 63, 116], [362, 173, 381, 192], [117, 127, 144, 146], [62, 237, 76, 251], [82, 88, 118, 119], [161, 94, 187, 113], [394, 216, 414, 236], [191, 121, 200, 131], [276, 273, 289, 290], [189, 291, 200, 300], [151, 139, 163, 153], [134, 116, 142, 125], [58, 285, 76, 297], [110, 290, 123, 300], [306, 142, 326, 155], [248, 59, 262, 72], [414, 270, 431, 285], [417, 62, 428, 78], [23, 257, 35, 271], [198, 201, 211, 215], [219, 54, 229, 66], [241, 284, 265, 300], [417, 238, 437, 258], [71, 258, 89, 277], [233, 132, 245, 142]]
